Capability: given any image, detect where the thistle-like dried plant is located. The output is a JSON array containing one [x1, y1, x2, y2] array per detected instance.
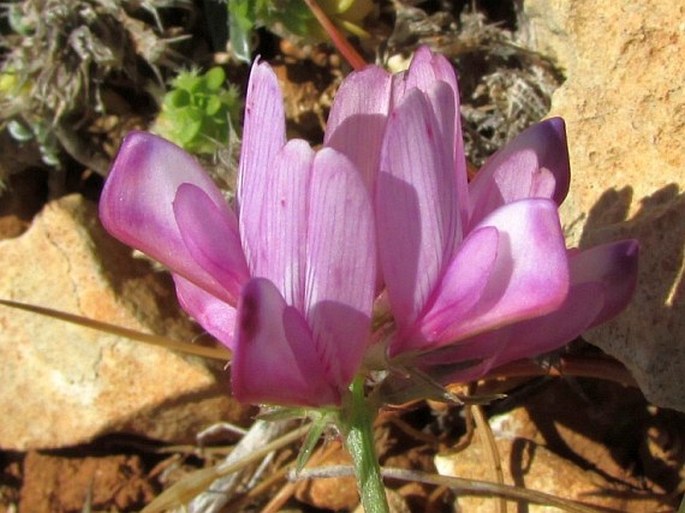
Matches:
[[0, 0, 192, 180]]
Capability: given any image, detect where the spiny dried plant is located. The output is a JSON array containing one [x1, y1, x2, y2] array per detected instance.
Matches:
[[384, 1, 564, 167], [0, 0, 193, 183]]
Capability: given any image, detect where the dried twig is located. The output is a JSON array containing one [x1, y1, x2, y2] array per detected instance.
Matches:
[[141, 422, 309, 513], [292, 465, 620, 513], [471, 399, 506, 513], [0, 299, 230, 361]]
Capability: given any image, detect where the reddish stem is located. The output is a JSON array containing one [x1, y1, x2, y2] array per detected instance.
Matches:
[[303, 0, 367, 70], [483, 355, 638, 388]]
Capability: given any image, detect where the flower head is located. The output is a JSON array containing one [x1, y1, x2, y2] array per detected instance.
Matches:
[[100, 60, 376, 407], [369, 48, 638, 382], [100, 46, 638, 409]]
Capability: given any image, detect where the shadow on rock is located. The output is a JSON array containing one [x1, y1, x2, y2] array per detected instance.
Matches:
[[578, 182, 685, 411]]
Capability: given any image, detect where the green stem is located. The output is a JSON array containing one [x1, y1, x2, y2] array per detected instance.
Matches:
[[342, 376, 389, 513]]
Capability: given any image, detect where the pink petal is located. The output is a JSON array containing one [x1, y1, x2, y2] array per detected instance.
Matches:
[[237, 60, 287, 274], [417, 241, 638, 383], [393, 46, 470, 227], [468, 118, 570, 228], [391, 46, 458, 104], [377, 87, 461, 330], [305, 148, 376, 389], [99, 132, 239, 301], [419, 280, 605, 385], [391, 227, 499, 355], [232, 278, 340, 406], [422, 199, 570, 344], [173, 274, 238, 349], [570, 239, 639, 327], [173, 183, 249, 305], [492, 282, 605, 365], [324, 65, 392, 190], [249, 140, 313, 310], [466, 240, 639, 369]]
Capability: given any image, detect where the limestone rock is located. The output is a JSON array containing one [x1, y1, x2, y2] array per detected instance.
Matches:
[[437, 441, 668, 513], [524, 0, 685, 411], [435, 380, 674, 512], [0, 194, 251, 450]]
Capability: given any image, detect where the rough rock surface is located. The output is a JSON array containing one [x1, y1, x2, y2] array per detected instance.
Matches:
[[524, 0, 685, 411], [20, 451, 155, 513], [435, 380, 675, 512], [0, 195, 251, 450]]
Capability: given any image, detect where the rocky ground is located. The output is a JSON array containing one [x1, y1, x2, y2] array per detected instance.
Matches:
[[0, 1, 683, 512]]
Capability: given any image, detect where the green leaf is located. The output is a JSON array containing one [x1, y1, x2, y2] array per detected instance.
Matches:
[[165, 88, 191, 109], [271, 0, 320, 39], [205, 67, 226, 91], [227, 0, 256, 63], [296, 415, 329, 473], [178, 117, 202, 144], [205, 95, 223, 116]]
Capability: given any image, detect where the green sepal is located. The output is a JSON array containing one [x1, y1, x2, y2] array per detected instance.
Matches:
[[296, 413, 330, 473]]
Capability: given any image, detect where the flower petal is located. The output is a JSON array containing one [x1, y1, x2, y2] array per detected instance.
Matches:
[[232, 278, 339, 406], [305, 148, 376, 389], [570, 239, 639, 328], [173, 183, 249, 304], [393, 46, 470, 226], [391, 45, 458, 104], [423, 199, 570, 344], [237, 60, 287, 273], [173, 274, 238, 349], [419, 280, 604, 385], [417, 241, 639, 383], [468, 118, 571, 228], [391, 226, 499, 355], [324, 65, 392, 190], [377, 87, 460, 330], [99, 132, 239, 301], [250, 139, 313, 310]]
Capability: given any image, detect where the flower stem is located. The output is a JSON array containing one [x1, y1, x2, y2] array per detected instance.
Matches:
[[342, 376, 389, 513], [303, 0, 367, 70]]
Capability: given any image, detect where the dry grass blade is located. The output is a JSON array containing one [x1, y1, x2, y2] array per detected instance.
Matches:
[[188, 419, 296, 513], [141, 424, 311, 513], [0, 299, 230, 361], [382, 467, 616, 513], [293, 465, 615, 513], [471, 402, 506, 513]]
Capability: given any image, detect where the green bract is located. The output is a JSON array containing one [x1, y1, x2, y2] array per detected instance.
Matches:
[[153, 67, 241, 155]]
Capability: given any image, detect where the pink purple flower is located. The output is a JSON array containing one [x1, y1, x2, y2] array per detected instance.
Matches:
[[99, 46, 638, 407], [368, 48, 638, 381], [100, 61, 376, 407]]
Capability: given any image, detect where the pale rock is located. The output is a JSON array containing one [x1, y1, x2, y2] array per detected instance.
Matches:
[[435, 379, 671, 512], [524, 0, 685, 411], [0, 195, 251, 450], [436, 440, 664, 513]]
